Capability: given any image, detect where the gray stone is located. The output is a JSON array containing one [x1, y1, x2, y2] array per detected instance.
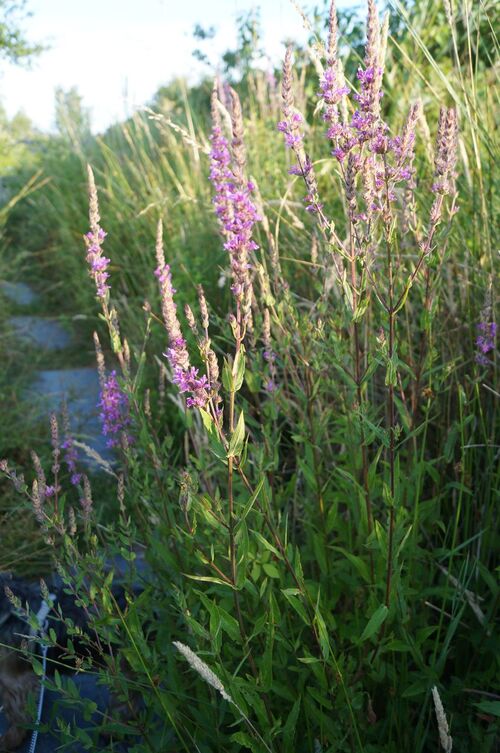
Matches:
[[8, 316, 72, 350], [0, 280, 39, 306], [28, 368, 113, 465]]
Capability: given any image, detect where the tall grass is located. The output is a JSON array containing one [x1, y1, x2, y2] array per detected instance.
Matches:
[[0, 1, 498, 751]]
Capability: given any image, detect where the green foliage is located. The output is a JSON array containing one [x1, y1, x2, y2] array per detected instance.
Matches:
[[0, 0, 44, 64], [0, 1, 498, 752]]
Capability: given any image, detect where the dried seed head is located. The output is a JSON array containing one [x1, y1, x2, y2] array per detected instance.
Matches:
[[263, 308, 272, 349], [117, 473, 125, 511], [207, 348, 220, 384], [123, 338, 131, 370], [197, 285, 210, 331], [31, 451, 46, 497], [211, 81, 222, 130], [365, 0, 380, 71], [144, 388, 152, 419], [311, 234, 318, 265], [327, 0, 338, 64], [230, 87, 246, 185], [68, 506, 77, 536], [155, 219, 166, 270], [81, 475, 93, 521], [32, 479, 44, 523], [431, 686, 453, 753], [50, 413, 59, 450], [433, 107, 458, 195], [87, 164, 100, 236], [184, 304, 197, 333], [281, 46, 294, 118], [345, 152, 358, 211], [93, 331, 106, 390], [173, 641, 233, 704]]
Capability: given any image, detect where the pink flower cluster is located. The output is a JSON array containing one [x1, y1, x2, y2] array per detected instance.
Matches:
[[209, 123, 260, 304], [62, 435, 82, 486], [98, 371, 132, 448], [85, 227, 110, 299], [155, 260, 211, 409], [277, 112, 304, 149], [475, 321, 497, 366]]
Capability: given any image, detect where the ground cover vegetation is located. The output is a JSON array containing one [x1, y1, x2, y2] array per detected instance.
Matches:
[[0, 0, 498, 750]]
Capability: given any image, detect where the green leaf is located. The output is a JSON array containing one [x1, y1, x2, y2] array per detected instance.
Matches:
[[402, 679, 429, 698], [331, 546, 370, 584], [199, 407, 215, 433], [283, 697, 301, 750], [297, 656, 321, 664], [385, 355, 398, 387], [235, 477, 264, 531], [230, 731, 265, 752], [253, 531, 281, 558], [281, 589, 310, 625], [199, 408, 227, 461], [233, 348, 246, 392], [385, 639, 411, 652], [261, 617, 274, 691], [360, 604, 388, 643], [474, 700, 500, 718], [228, 411, 245, 458], [222, 358, 233, 392], [262, 562, 281, 579], [31, 656, 44, 676], [314, 607, 330, 660], [183, 573, 235, 589], [352, 294, 370, 322]]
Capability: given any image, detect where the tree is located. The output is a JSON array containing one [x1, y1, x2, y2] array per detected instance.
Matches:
[[0, 0, 44, 65], [54, 87, 91, 145]]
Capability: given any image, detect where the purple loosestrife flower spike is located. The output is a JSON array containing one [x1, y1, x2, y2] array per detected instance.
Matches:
[[475, 288, 496, 366], [262, 308, 278, 393], [61, 406, 82, 485], [85, 166, 111, 299], [81, 475, 93, 521], [320, 1, 350, 142], [432, 107, 458, 196], [50, 413, 60, 476], [475, 321, 497, 365], [154, 221, 190, 373], [154, 221, 211, 409], [279, 48, 324, 216], [98, 371, 132, 448], [209, 86, 260, 319]]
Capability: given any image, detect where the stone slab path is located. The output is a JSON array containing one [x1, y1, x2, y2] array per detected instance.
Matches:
[[1, 279, 112, 465], [8, 315, 72, 350], [1, 281, 135, 750], [0, 280, 39, 306]]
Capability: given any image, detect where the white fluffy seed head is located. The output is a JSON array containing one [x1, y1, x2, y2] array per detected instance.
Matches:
[[173, 641, 233, 704], [432, 686, 453, 753]]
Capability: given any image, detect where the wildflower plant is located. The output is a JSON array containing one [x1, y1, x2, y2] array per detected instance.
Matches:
[[1, 2, 498, 752]]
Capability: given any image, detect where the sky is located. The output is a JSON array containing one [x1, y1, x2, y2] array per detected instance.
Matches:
[[0, 0, 354, 134]]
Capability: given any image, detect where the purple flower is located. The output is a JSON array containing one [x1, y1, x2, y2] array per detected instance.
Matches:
[[155, 222, 211, 410], [61, 436, 82, 486], [209, 97, 260, 310], [85, 235, 110, 299], [86, 169, 111, 299], [264, 379, 277, 393], [320, 67, 350, 105], [432, 107, 458, 196], [172, 365, 210, 408], [475, 321, 497, 365], [98, 371, 132, 448]]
